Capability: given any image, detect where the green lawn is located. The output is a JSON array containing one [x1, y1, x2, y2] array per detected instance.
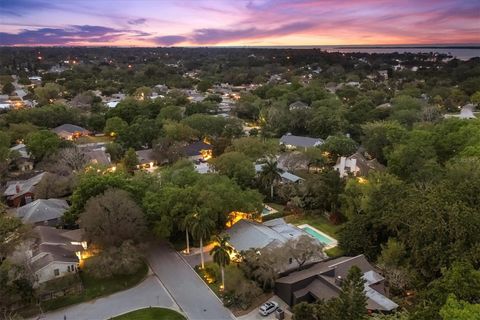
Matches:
[[74, 135, 113, 144], [265, 202, 285, 213], [284, 213, 342, 238], [111, 307, 185, 320], [41, 262, 148, 311], [325, 246, 345, 258]]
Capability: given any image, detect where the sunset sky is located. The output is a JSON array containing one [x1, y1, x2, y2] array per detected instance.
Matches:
[[1, 0, 479, 47]]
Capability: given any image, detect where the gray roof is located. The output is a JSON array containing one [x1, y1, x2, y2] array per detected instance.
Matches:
[[4, 172, 46, 198], [53, 124, 89, 134], [16, 199, 68, 224], [10, 143, 29, 158], [280, 134, 323, 148], [31, 226, 85, 272], [255, 164, 303, 183], [226, 218, 307, 252], [280, 171, 303, 183], [85, 149, 111, 165], [289, 101, 310, 110], [136, 149, 155, 164]]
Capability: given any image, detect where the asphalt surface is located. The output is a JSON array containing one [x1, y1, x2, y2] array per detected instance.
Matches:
[[32, 274, 180, 320], [147, 242, 235, 320]]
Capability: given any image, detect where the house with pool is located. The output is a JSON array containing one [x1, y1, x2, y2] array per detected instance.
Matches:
[[225, 218, 336, 269]]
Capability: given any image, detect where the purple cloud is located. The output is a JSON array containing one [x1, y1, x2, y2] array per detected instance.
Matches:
[[155, 35, 188, 46], [192, 22, 315, 44], [0, 25, 149, 45], [128, 18, 147, 25]]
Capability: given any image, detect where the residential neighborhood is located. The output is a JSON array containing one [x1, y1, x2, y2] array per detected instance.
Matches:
[[0, 12, 479, 320]]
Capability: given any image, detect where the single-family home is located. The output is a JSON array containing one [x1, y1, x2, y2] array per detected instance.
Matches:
[[280, 134, 323, 151], [53, 124, 90, 140], [183, 141, 213, 162], [226, 218, 326, 271], [444, 103, 477, 120], [135, 148, 158, 170], [275, 254, 398, 312], [84, 148, 111, 166], [10, 143, 29, 158], [226, 218, 307, 252], [15, 198, 69, 226], [10, 143, 34, 171], [28, 76, 42, 86], [4, 172, 46, 207], [333, 152, 385, 178], [378, 70, 389, 80], [255, 164, 304, 184], [29, 226, 87, 285], [289, 101, 310, 111]]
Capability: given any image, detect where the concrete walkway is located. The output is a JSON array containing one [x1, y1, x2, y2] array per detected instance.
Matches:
[[147, 242, 235, 320], [31, 274, 179, 320]]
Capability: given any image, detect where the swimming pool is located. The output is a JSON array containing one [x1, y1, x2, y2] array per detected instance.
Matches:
[[298, 224, 338, 248]]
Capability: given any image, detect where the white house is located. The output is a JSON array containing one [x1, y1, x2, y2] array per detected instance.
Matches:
[[444, 103, 477, 120], [29, 226, 86, 285], [334, 152, 385, 178]]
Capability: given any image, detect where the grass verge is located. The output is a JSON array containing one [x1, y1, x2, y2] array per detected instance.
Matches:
[[111, 307, 185, 320]]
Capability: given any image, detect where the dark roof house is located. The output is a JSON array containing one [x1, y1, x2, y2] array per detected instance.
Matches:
[[4, 172, 46, 207], [275, 254, 398, 312], [183, 141, 212, 159], [135, 149, 156, 165], [53, 124, 90, 140]]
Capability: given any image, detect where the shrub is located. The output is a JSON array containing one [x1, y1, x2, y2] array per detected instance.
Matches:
[[83, 241, 144, 279], [205, 263, 221, 283]]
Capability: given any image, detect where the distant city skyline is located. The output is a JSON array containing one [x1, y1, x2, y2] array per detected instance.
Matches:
[[1, 0, 479, 47]]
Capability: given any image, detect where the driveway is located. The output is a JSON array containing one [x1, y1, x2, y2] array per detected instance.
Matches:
[[238, 296, 291, 320], [33, 274, 180, 320], [147, 242, 235, 320]]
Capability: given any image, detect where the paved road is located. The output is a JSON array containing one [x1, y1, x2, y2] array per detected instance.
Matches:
[[32, 274, 180, 320], [147, 242, 235, 320]]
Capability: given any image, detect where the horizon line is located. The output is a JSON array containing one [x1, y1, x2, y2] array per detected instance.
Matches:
[[1, 43, 480, 49]]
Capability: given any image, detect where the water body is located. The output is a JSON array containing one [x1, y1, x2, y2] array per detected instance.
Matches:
[[322, 45, 480, 61], [249, 44, 480, 60]]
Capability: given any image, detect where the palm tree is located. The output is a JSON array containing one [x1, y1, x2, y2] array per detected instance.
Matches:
[[259, 157, 281, 200], [180, 212, 196, 254], [210, 234, 234, 291], [190, 212, 215, 269]]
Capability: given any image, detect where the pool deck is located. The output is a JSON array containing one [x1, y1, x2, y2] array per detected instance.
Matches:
[[298, 224, 338, 250], [261, 204, 279, 216]]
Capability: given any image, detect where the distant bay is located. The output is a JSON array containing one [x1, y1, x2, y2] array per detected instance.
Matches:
[[246, 44, 480, 60]]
